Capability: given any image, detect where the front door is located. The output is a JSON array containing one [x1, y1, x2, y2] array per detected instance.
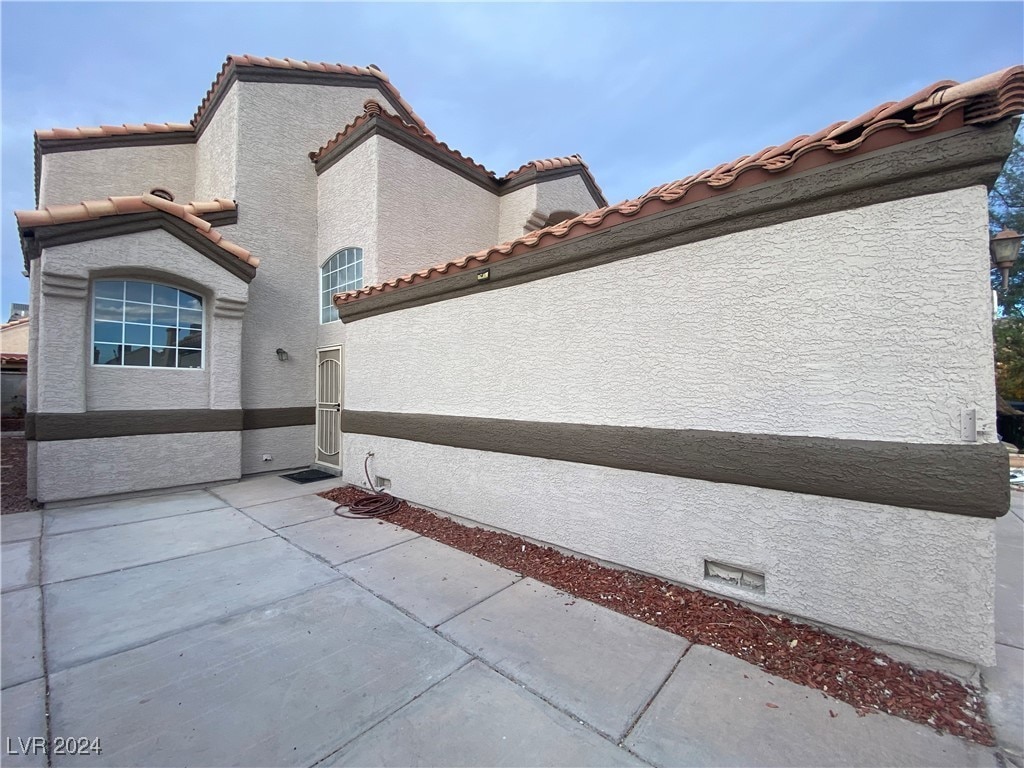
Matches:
[[315, 346, 343, 471]]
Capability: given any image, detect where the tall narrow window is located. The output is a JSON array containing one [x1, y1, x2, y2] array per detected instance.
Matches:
[[321, 247, 363, 323], [92, 280, 204, 369]]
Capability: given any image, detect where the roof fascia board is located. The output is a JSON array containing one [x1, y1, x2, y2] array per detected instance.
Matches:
[[36, 131, 196, 156], [337, 120, 1014, 323], [22, 209, 255, 283]]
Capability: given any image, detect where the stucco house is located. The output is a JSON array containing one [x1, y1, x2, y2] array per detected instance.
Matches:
[[14, 56, 1024, 674]]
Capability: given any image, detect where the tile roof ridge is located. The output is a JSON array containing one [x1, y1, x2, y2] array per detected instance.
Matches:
[[335, 64, 1024, 307], [192, 55, 435, 139], [501, 154, 588, 180], [1, 317, 30, 330], [35, 122, 193, 141], [14, 195, 257, 268], [309, 99, 497, 179]]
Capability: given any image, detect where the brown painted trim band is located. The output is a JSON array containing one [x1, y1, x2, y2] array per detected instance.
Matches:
[[338, 122, 1015, 323], [22, 211, 254, 283], [242, 407, 316, 430], [341, 410, 1010, 519], [26, 408, 315, 441], [36, 132, 196, 155]]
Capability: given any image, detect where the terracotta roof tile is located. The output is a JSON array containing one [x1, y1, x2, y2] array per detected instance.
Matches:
[[336, 65, 1024, 307], [0, 318, 29, 330], [502, 154, 587, 179], [310, 99, 496, 177], [14, 195, 258, 268], [194, 55, 435, 139], [35, 123, 193, 141], [0, 353, 28, 364]]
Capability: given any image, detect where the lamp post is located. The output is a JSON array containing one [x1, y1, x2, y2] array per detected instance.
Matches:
[[991, 229, 1024, 291]]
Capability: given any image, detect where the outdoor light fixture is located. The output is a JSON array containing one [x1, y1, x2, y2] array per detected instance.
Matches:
[[991, 229, 1024, 290], [275, 348, 289, 362]]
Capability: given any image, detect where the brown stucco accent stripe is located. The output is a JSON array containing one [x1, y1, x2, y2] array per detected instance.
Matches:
[[27, 408, 316, 441], [242, 407, 316, 430], [342, 410, 1010, 519], [29, 410, 243, 441], [338, 121, 1014, 323]]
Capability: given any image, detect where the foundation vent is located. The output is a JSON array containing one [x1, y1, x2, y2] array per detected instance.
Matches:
[[704, 559, 765, 593], [374, 476, 391, 491]]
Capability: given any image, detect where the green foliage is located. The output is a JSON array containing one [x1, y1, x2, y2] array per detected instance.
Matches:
[[995, 318, 1024, 401], [990, 130, 1024, 317]]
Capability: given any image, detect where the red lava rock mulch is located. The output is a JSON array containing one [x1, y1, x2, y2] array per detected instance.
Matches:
[[1, 434, 38, 515], [319, 484, 993, 745]]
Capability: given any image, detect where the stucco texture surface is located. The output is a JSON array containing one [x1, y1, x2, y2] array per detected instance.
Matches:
[[232, 82, 383, 410], [241, 425, 314, 475], [534, 174, 604, 219], [496, 184, 537, 244], [39, 143, 196, 207], [36, 229, 247, 413], [375, 139, 499, 287], [36, 431, 240, 502], [194, 84, 238, 201], [317, 137, 378, 342], [346, 188, 995, 445], [342, 433, 996, 666], [0, 322, 29, 355]]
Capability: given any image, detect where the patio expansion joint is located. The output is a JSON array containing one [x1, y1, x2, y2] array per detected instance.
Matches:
[[307, 657, 476, 768], [334, 566, 651, 758], [619, 642, 695, 746], [38, 531, 54, 768], [39, 527, 277, 587], [44, 574, 345, 676], [42, 502, 232, 538]]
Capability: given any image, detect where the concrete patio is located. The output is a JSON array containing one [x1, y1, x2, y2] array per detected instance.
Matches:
[[0, 473, 1009, 767]]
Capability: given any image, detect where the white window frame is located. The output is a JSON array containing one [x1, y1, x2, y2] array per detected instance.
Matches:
[[89, 279, 206, 371], [321, 247, 364, 324]]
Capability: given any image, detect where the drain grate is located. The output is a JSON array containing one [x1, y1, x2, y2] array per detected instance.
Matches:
[[280, 469, 336, 484]]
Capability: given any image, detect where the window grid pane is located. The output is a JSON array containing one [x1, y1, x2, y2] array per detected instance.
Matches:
[[320, 248, 363, 324], [92, 280, 204, 369]]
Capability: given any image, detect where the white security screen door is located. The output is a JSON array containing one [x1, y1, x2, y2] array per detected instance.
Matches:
[[315, 346, 343, 471]]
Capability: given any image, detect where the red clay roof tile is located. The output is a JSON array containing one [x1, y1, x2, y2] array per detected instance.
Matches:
[[35, 123, 193, 141], [14, 196, 258, 267], [336, 65, 1024, 307]]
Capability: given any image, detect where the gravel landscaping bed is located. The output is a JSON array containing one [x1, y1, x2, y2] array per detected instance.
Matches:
[[1, 434, 37, 515], [320, 484, 994, 745]]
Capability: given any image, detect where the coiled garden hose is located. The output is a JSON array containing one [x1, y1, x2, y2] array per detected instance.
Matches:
[[334, 454, 402, 519]]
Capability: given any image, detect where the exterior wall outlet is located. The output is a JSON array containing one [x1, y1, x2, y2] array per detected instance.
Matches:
[[262, 454, 273, 462], [704, 559, 765, 594], [961, 408, 977, 442]]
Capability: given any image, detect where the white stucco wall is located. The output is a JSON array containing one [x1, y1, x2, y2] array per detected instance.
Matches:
[[37, 431, 241, 501], [34, 229, 247, 413], [535, 173, 603, 217], [316, 137, 380, 348], [375, 138, 499, 285], [496, 185, 537, 244], [343, 434, 995, 666], [341, 186, 998, 666], [194, 83, 239, 201], [39, 144, 196, 206], [0, 322, 29, 354], [347, 188, 996, 445], [241, 425, 315, 475]]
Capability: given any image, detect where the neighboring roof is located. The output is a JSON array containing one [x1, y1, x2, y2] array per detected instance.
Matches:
[[35, 123, 193, 142], [1, 317, 29, 331], [311, 100, 607, 205], [15, 194, 258, 268], [336, 64, 1024, 307], [0, 353, 28, 365]]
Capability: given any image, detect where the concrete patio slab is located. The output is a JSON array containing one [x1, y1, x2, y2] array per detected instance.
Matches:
[[329, 661, 644, 767], [278, 515, 419, 565], [986, 642, 1024, 761], [625, 645, 996, 768], [45, 490, 227, 536], [440, 578, 688, 740], [42, 507, 272, 584], [209, 474, 342, 509], [48, 580, 469, 767], [1, 511, 41, 543], [338, 536, 522, 626], [0, 679, 47, 767], [995, 513, 1023, 650], [44, 537, 339, 671], [1, 586, 43, 688], [239, 493, 339, 530], [1, 540, 38, 592]]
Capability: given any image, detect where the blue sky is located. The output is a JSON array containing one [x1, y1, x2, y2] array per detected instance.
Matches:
[[2, 2, 1022, 310]]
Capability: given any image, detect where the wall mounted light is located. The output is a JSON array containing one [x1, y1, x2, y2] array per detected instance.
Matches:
[[275, 348, 289, 362], [991, 229, 1023, 290]]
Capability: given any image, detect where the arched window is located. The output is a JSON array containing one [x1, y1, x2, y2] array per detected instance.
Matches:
[[92, 280, 204, 368], [321, 247, 363, 324]]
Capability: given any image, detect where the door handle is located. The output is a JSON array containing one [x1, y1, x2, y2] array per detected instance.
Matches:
[[333, 403, 341, 412]]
